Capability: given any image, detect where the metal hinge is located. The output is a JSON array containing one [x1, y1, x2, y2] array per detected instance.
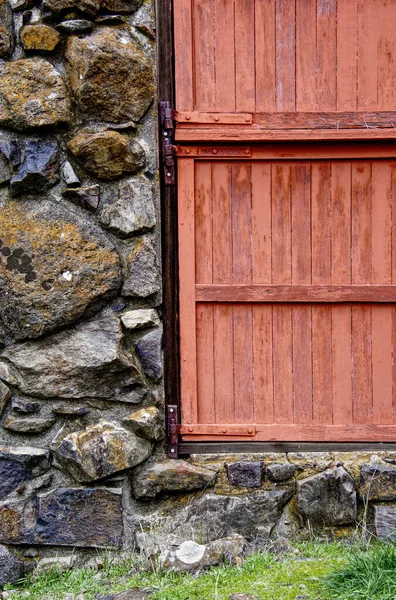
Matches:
[[167, 404, 180, 458], [160, 101, 177, 185]]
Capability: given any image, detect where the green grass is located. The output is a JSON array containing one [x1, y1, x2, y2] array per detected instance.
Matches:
[[5, 540, 396, 600]]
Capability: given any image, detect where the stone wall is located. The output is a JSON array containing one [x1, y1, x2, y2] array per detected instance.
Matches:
[[1, 0, 396, 586]]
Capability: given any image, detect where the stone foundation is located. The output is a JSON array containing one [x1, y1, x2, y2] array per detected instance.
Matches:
[[1, 0, 396, 587]]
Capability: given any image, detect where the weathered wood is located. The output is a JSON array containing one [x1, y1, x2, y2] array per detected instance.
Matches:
[[176, 127, 396, 142], [195, 285, 396, 303]]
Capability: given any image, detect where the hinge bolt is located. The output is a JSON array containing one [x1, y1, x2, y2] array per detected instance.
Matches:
[[170, 448, 175, 453], [169, 408, 174, 413], [164, 131, 168, 137], [167, 172, 171, 177]]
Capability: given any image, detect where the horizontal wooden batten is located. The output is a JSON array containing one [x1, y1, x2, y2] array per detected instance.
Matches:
[[180, 424, 256, 436], [175, 111, 252, 124], [181, 425, 396, 443], [176, 128, 396, 142], [177, 143, 396, 160], [195, 285, 396, 304]]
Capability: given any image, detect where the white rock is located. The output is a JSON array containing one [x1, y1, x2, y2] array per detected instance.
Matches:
[[121, 309, 159, 330]]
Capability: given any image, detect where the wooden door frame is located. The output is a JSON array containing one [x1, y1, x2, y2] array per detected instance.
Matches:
[[156, 0, 396, 455]]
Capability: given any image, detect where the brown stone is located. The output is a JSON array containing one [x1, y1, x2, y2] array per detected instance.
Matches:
[[123, 406, 164, 441], [101, 0, 143, 13], [132, 459, 217, 498], [43, 0, 100, 15], [0, 59, 71, 130], [3, 416, 56, 434], [359, 463, 396, 501], [0, 0, 13, 58], [66, 28, 154, 123], [20, 25, 60, 52], [68, 131, 145, 180], [0, 198, 121, 344]]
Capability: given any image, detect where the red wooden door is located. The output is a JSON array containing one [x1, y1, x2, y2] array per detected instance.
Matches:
[[174, 0, 396, 442]]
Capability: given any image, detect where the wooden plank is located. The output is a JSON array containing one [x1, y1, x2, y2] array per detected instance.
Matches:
[[352, 306, 373, 425], [194, 162, 212, 284], [212, 164, 234, 424], [253, 306, 274, 424], [371, 162, 393, 424], [181, 424, 396, 442], [275, 0, 296, 111], [176, 128, 396, 142], [316, 0, 337, 110], [193, 0, 216, 110], [176, 112, 252, 124], [173, 0, 193, 111], [272, 163, 291, 285], [357, 0, 378, 110], [235, 0, 255, 112], [214, 0, 235, 112], [255, 0, 276, 112], [231, 164, 254, 423], [196, 304, 215, 424], [196, 284, 396, 303], [178, 158, 197, 424], [293, 306, 313, 424], [331, 163, 352, 425], [296, 0, 316, 111], [273, 305, 293, 424], [377, 0, 396, 110], [337, 0, 358, 111]]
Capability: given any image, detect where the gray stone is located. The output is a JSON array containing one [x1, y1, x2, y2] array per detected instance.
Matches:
[[68, 131, 145, 181], [9, 0, 34, 10], [36, 555, 75, 573], [10, 140, 59, 196], [52, 405, 90, 416], [95, 589, 151, 600], [63, 185, 100, 212], [0, 446, 51, 499], [135, 329, 163, 379], [0, 0, 13, 59], [43, 0, 100, 15], [35, 487, 124, 548], [11, 397, 40, 414], [134, 22, 155, 41], [121, 309, 159, 330], [122, 237, 161, 298], [0, 380, 10, 415], [1, 309, 144, 401], [0, 150, 12, 185], [266, 463, 297, 482], [226, 461, 264, 488], [360, 463, 396, 501], [0, 140, 21, 168], [54, 420, 153, 482], [57, 20, 94, 34], [375, 505, 396, 543], [102, 0, 143, 13], [100, 177, 156, 237], [95, 14, 126, 24], [66, 28, 154, 123], [0, 545, 25, 587], [0, 198, 121, 344], [0, 59, 71, 130], [297, 467, 357, 526], [61, 161, 80, 186], [123, 406, 164, 441], [164, 535, 247, 573], [132, 459, 217, 499], [3, 415, 56, 433]]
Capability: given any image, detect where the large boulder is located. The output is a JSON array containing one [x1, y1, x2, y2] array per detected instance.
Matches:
[[0, 446, 51, 499], [0, 198, 121, 344], [297, 467, 357, 526], [0, 545, 25, 587], [0, 309, 145, 401], [65, 28, 154, 123], [53, 420, 153, 482], [360, 463, 396, 501], [0, 59, 71, 130], [0, 487, 123, 547], [132, 459, 216, 498], [68, 131, 145, 180]]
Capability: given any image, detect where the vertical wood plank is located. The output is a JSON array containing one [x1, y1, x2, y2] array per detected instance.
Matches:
[[316, 0, 337, 110], [296, 0, 316, 111], [272, 162, 293, 424], [312, 163, 333, 424], [377, 0, 396, 110], [352, 162, 373, 424], [357, 0, 378, 110], [252, 163, 273, 424], [232, 164, 254, 423], [178, 158, 197, 424], [174, 0, 194, 110], [212, 163, 234, 423], [214, 0, 236, 111], [371, 162, 393, 423], [194, 162, 213, 284], [193, 0, 216, 110], [291, 164, 313, 424], [392, 165, 396, 285], [331, 163, 353, 425], [275, 0, 296, 111], [255, 0, 276, 112], [337, 0, 358, 110], [235, 0, 255, 112], [196, 304, 215, 423]]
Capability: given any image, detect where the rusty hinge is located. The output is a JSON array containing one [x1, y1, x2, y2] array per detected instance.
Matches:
[[167, 404, 181, 458], [160, 101, 177, 185]]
